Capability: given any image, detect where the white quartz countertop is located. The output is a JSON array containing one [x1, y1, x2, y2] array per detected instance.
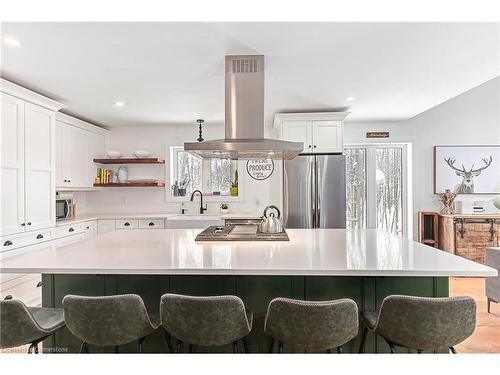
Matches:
[[1, 229, 496, 277], [56, 213, 262, 226]]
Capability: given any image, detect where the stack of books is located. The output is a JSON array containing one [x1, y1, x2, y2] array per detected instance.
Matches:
[[95, 168, 114, 184]]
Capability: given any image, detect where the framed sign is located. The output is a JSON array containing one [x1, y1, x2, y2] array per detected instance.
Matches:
[[246, 159, 274, 180], [434, 145, 500, 194]]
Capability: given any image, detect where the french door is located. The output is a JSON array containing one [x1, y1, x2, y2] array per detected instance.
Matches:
[[345, 144, 409, 236]]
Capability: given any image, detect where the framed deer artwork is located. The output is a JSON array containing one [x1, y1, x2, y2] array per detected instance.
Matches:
[[434, 145, 500, 194]]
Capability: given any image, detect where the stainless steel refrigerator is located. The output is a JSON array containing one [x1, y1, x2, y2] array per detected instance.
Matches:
[[283, 154, 346, 228]]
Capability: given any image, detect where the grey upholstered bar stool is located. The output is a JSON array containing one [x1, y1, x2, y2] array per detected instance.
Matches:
[[358, 295, 476, 354], [0, 299, 65, 353], [485, 248, 500, 313], [63, 294, 159, 353], [160, 294, 253, 353], [264, 297, 359, 353]]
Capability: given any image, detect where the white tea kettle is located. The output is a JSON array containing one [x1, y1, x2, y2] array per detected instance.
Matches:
[[258, 205, 284, 233]]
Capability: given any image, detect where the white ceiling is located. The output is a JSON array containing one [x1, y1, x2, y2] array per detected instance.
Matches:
[[1, 22, 499, 127]]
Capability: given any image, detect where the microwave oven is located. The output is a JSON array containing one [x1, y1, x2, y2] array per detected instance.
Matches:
[[56, 198, 73, 221]]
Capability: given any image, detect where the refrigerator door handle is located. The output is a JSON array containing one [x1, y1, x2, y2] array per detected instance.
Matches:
[[316, 158, 321, 226], [311, 157, 316, 228]]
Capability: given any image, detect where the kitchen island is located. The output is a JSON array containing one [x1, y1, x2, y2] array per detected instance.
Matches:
[[1, 229, 496, 353]]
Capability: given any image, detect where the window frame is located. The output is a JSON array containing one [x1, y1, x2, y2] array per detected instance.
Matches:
[[165, 145, 244, 203]]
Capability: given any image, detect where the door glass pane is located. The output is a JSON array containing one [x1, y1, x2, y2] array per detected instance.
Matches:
[[375, 148, 403, 235], [345, 148, 366, 229]]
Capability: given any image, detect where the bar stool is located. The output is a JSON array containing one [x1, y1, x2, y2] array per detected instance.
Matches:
[[358, 295, 476, 354], [63, 294, 159, 353], [0, 299, 65, 353], [264, 297, 359, 353], [160, 294, 253, 353]]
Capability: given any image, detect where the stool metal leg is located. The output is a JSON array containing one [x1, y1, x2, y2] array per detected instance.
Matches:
[[450, 346, 457, 354], [326, 349, 331, 353], [417, 349, 423, 354], [242, 338, 249, 353], [385, 339, 396, 354], [162, 330, 173, 353], [268, 338, 275, 353], [233, 341, 238, 353], [278, 342, 283, 353], [188, 344, 193, 353], [176, 340, 183, 353], [79, 341, 89, 353], [358, 326, 368, 353], [336, 346, 342, 354], [138, 337, 145, 353]]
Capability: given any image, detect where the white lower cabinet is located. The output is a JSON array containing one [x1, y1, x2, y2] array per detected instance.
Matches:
[[56, 220, 97, 246], [115, 219, 139, 230], [0, 240, 58, 306], [138, 219, 165, 229], [98, 220, 116, 235], [56, 233, 85, 247]]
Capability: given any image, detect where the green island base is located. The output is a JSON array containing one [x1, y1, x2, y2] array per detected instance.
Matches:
[[42, 274, 449, 353]]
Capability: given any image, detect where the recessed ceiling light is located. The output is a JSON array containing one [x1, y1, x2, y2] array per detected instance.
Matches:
[[3, 37, 22, 47], [114, 101, 125, 107], [345, 96, 356, 102]]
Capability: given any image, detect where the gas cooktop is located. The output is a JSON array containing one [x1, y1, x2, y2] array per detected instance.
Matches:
[[195, 224, 289, 241]]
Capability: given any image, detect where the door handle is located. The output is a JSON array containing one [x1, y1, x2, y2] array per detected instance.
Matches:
[[68, 227, 75, 232], [3, 240, 13, 246], [36, 234, 44, 239], [148, 222, 155, 226]]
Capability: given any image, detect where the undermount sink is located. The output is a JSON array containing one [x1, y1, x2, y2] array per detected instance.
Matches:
[[166, 215, 223, 229]]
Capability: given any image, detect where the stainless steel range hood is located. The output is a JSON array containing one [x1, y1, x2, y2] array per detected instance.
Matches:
[[184, 55, 303, 159]]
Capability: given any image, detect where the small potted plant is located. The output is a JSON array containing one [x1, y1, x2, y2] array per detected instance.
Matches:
[[230, 170, 238, 196], [220, 203, 229, 214], [178, 176, 190, 197]]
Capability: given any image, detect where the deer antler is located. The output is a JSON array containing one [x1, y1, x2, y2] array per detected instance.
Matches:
[[444, 157, 466, 174], [470, 156, 493, 174]]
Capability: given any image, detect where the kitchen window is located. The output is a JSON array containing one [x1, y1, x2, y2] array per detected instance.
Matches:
[[168, 146, 239, 200], [345, 144, 411, 237]]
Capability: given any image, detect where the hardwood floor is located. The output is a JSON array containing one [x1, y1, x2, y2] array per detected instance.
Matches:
[[450, 277, 500, 353]]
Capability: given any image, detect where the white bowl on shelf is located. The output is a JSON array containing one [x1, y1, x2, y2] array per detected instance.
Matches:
[[106, 151, 122, 158], [134, 150, 150, 158]]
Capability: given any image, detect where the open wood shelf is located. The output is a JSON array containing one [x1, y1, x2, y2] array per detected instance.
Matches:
[[94, 181, 165, 187], [93, 158, 165, 164]]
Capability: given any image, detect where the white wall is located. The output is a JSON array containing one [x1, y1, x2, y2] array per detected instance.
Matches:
[[409, 76, 500, 216], [344, 77, 500, 238], [84, 124, 283, 215]]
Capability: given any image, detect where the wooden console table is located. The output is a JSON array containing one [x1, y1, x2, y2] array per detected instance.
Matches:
[[439, 214, 500, 263]]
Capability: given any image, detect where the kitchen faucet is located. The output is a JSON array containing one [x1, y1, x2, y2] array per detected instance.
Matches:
[[190, 190, 207, 214]]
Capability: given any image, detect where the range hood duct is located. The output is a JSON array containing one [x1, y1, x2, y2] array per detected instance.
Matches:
[[184, 55, 303, 159]]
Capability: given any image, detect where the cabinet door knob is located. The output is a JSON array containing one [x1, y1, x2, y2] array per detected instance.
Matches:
[[313, 145, 317, 148], [36, 281, 42, 288], [64, 179, 67, 182], [124, 222, 130, 227], [4, 295, 13, 300], [27, 222, 31, 226], [69, 227, 75, 232], [86, 226, 90, 229], [3, 240, 13, 246], [308, 145, 312, 148], [21, 223, 26, 226], [36, 234, 44, 239], [148, 222, 155, 226], [68, 180, 71, 183]]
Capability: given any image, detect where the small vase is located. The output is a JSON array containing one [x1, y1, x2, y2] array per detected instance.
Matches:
[[437, 189, 457, 215], [117, 166, 128, 183], [230, 187, 238, 197]]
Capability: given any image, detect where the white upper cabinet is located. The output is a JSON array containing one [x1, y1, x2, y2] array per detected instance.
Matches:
[[55, 113, 107, 189], [24, 103, 56, 231], [1, 94, 25, 235], [275, 112, 349, 154], [1, 80, 64, 236]]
